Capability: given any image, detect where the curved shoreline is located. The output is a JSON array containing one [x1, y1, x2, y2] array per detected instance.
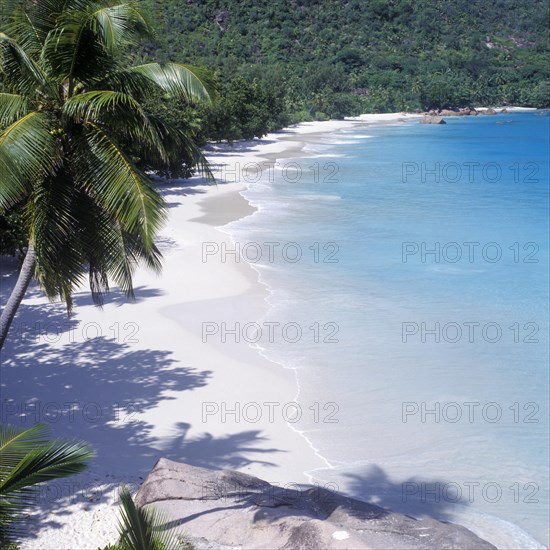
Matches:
[[202, 113, 549, 550], [5, 111, 545, 548], [199, 114, 427, 487], [182, 115, 425, 488]]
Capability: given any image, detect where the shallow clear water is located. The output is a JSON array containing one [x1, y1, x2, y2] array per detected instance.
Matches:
[[227, 112, 550, 548]]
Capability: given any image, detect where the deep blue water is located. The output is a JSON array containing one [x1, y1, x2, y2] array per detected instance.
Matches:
[[229, 112, 550, 548]]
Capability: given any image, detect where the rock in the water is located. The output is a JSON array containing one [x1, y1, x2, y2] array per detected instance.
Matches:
[[480, 108, 497, 115], [438, 109, 474, 117], [135, 459, 496, 550], [421, 115, 446, 124], [439, 109, 461, 116]]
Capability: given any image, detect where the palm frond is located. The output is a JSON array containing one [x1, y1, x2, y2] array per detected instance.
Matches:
[[170, 124, 213, 181], [69, 192, 161, 305], [0, 93, 28, 127], [0, 32, 57, 98], [29, 0, 95, 36], [0, 424, 49, 472], [75, 123, 166, 249], [69, 192, 115, 305], [102, 225, 136, 301], [22, 0, 66, 38], [117, 486, 182, 550], [30, 170, 85, 309], [128, 63, 216, 104], [93, 68, 165, 101], [43, 2, 150, 90], [88, 2, 151, 53], [111, 228, 163, 285], [0, 423, 93, 544], [43, 16, 112, 90], [0, 112, 62, 211], [63, 89, 144, 122], [4, 7, 45, 56], [140, 115, 213, 181], [63, 90, 169, 161], [0, 440, 94, 497], [94, 214, 163, 301], [117, 486, 157, 549]]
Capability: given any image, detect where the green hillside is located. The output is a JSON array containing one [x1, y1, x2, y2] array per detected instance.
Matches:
[[1, 1, 549, 145], [138, 0, 550, 135]]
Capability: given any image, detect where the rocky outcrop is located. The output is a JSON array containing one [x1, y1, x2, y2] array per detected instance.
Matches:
[[213, 9, 229, 32], [135, 459, 496, 550], [439, 109, 461, 116], [485, 40, 505, 50], [432, 109, 478, 117], [420, 115, 446, 124], [510, 36, 535, 48], [479, 108, 497, 115], [420, 109, 483, 122]]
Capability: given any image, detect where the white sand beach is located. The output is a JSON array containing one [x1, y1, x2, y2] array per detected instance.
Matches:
[[0, 113, 421, 549]]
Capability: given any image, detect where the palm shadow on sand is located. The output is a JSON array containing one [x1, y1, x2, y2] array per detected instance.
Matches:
[[0, 288, 284, 541]]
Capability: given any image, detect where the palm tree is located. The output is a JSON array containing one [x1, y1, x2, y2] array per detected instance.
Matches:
[[0, 0, 215, 349], [0, 422, 94, 544]]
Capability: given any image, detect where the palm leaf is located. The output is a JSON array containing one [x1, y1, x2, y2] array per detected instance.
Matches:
[[4, 7, 46, 56], [0, 112, 62, 211], [0, 423, 93, 543], [0, 32, 58, 98], [117, 486, 182, 550], [128, 63, 216, 104], [29, 0, 95, 36], [63, 90, 169, 161], [0, 439, 94, 500], [93, 67, 166, 101], [0, 93, 28, 127], [43, 15, 113, 90], [0, 424, 50, 473], [44, 2, 150, 90], [75, 123, 166, 249], [63, 90, 144, 120], [30, 170, 85, 309], [68, 191, 161, 305], [150, 115, 213, 180], [94, 218, 163, 302], [88, 2, 151, 53], [0, 440, 94, 496]]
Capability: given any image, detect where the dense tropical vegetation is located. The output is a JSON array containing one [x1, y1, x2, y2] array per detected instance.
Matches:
[[0, 423, 93, 545], [0, 0, 214, 348], [138, 0, 550, 132]]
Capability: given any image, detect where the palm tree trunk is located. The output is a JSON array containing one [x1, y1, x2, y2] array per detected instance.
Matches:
[[0, 243, 35, 351]]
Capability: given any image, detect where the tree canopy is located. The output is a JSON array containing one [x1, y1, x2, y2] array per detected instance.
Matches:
[[136, 0, 550, 120], [0, 0, 213, 348]]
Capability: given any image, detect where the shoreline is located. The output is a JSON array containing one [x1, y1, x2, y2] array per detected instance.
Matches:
[[2, 110, 545, 548], [192, 109, 548, 550], [5, 114, 412, 549]]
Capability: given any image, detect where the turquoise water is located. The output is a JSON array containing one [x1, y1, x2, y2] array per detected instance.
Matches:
[[229, 112, 550, 548]]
